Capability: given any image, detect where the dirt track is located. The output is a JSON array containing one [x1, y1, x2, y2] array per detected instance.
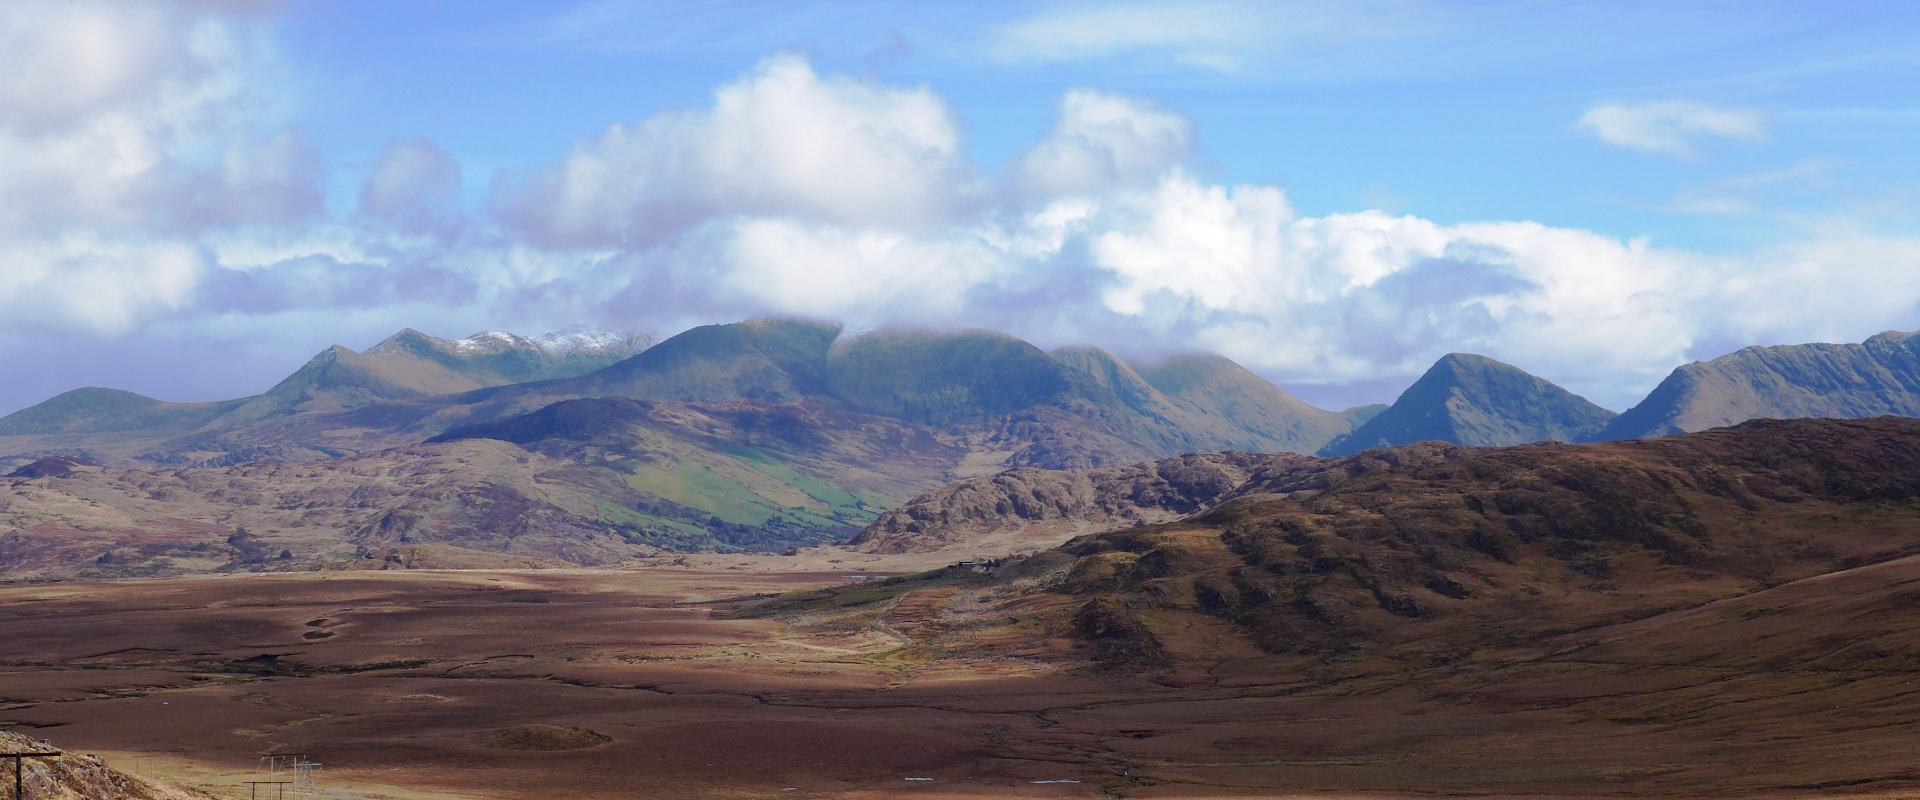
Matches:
[[7, 564, 1920, 799]]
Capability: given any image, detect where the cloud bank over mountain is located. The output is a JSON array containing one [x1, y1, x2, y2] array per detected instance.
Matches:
[[2, 0, 1920, 415]]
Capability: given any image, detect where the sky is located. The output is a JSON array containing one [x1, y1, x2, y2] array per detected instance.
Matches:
[[3, 0, 1920, 415]]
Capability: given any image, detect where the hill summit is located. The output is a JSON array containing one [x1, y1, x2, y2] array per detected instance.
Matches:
[[1319, 353, 1615, 455]]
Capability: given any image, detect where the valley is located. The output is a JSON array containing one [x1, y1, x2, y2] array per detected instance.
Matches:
[[8, 418, 1920, 797], [10, 320, 1920, 798]]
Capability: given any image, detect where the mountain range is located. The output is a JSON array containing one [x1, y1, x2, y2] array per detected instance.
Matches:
[[0, 319, 1386, 565], [1312, 328, 1920, 454], [7, 320, 1920, 569]]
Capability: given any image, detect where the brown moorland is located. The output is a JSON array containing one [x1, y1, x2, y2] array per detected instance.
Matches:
[[8, 418, 1920, 798]]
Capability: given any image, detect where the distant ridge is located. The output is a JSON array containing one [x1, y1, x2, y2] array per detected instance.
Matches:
[[0, 387, 244, 436], [1320, 353, 1615, 456], [1594, 329, 1920, 440], [0, 327, 652, 442], [368, 328, 655, 386], [0, 319, 1362, 473]]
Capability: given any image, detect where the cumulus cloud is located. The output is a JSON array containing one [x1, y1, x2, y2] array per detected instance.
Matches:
[[0, 236, 207, 336], [1089, 175, 1294, 315], [0, 0, 320, 343], [495, 55, 973, 248], [1016, 90, 1192, 198], [1577, 101, 1770, 158]]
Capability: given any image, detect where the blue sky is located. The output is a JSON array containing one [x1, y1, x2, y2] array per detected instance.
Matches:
[[2, 0, 1919, 414], [283, 1, 1920, 248]]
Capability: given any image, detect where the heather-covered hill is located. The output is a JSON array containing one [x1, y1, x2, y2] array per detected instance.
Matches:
[[0, 438, 656, 580], [850, 451, 1307, 554], [871, 417, 1920, 672], [2, 395, 982, 581]]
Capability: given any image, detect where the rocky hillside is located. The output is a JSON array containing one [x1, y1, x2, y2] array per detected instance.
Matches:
[[0, 438, 659, 581], [913, 417, 1920, 670], [850, 451, 1306, 554], [3, 391, 1038, 580], [1320, 353, 1615, 455], [0, 731, 216, 799], [1595, 328, 1920, 440]]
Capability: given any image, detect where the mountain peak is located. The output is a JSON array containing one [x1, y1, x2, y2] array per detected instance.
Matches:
[[1434, 351, 1494, 368], [365, 327, 654, 361], [1319, 352, 1615, 456]]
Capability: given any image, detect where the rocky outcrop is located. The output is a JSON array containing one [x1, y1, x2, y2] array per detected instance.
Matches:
[[850, 451, 1308, 553], [0, 731, 219, 799]]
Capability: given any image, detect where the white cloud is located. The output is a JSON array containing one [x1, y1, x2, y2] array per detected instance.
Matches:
[[1017, 90, 1192, 197], [0, 236, 208, 336], [1090, 175, 1294, 315], [1577, 101, 1770, 158], [987, 0, 1431, 71], [0, 0, 316, 339], [1052, 174, 1703, 400], [717, 219, 1017, 320], [495, 54, 973, 248]]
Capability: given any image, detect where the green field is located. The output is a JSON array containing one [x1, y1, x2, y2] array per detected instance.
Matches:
[[607, 448, 892, 550]]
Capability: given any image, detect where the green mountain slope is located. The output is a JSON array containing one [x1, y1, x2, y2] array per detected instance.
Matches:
[[1134, 353, 1354, 454], [1320, 353, 1615, 455], [0, 328, 653, 468], [830, 330, 1074, 426], [1, 319, 1352, 479], [1594, 329, 1920, 440], [0, 388, 245, 436], [576, 318, 840, 403], [431, 396, 965, 551]]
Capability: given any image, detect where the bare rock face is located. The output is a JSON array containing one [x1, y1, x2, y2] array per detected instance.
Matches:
[[1594, 329, 1920, 440], [850, 451, 1308, 553]]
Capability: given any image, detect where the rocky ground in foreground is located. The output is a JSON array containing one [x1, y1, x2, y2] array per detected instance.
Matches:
[[0, 731, 215, 800]]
